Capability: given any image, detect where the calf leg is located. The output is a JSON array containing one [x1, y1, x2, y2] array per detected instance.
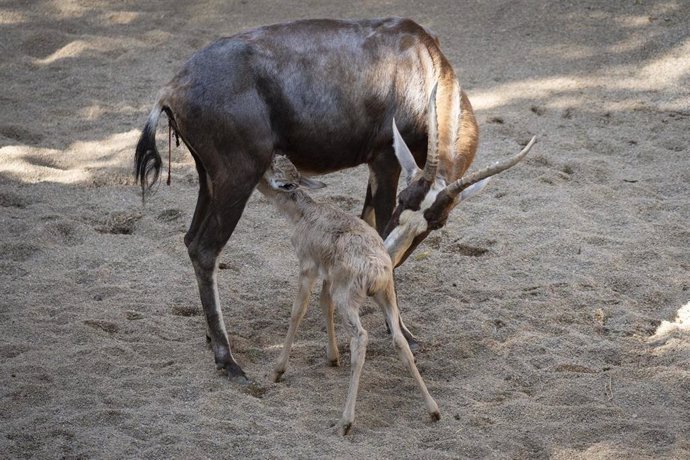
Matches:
[[319, 280, 340, 366], [374, 282, 439, 420], [334, 290, 368, 436], [273, 263, 318, 382]]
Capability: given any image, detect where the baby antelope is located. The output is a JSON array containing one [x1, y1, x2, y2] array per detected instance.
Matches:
[[257, 155, 439, 435]]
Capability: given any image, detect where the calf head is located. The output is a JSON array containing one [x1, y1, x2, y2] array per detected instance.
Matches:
[[263, 155, 326, 193]]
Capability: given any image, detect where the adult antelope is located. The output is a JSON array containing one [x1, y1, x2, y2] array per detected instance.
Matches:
[[134, 17, 534, 382]]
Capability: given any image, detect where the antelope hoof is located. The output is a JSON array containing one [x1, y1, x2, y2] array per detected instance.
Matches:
[[430, 410, 441, 422], [224, 360, 249, 385], [272, 369, 284, 383], [228, 372, 251, 385], [336, 419, 353, 436], [328, 357, 341, 367]]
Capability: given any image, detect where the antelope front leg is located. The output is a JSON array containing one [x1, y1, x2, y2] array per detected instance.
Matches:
[[336, 300, 368, 436], [272, 264, 317, 383], [319, 280, 340, 366]]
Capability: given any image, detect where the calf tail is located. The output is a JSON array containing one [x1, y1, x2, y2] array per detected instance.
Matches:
[[134, 100, 166, 200]]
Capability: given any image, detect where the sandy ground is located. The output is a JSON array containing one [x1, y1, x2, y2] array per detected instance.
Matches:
[[1, 1, 689, 458]]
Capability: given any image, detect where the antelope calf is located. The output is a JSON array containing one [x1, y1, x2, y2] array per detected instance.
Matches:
[[257, 155, 439, 435]]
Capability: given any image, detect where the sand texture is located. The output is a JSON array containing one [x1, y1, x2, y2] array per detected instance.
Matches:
[[1, 1, 688, 458]]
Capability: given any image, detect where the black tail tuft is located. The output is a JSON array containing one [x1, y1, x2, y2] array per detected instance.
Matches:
[[134, 111, 163, 200]]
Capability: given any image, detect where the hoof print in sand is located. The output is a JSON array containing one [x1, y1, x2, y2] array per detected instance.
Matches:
[[96, 211, 142, 235], [449, 243, 489, 257], [0, 191, 30, 208], [171, 306, 202, 317], [0, 242, 41, 262], [157, 209, 182, 222], [83, 320, 119, 334], [44, 220, 83, 246]]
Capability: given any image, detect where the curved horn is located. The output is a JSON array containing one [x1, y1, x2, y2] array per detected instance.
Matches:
[[392, 118, 421, 180], [445, 136, 536, 197], [423, 82, 439, 182]]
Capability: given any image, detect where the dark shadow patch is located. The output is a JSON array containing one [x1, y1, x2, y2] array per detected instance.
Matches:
[[20, 30, 71, 59], [24, 154, 67, 170]]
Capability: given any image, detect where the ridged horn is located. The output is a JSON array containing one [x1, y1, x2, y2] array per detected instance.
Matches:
[[444, 136, 536, 197], [423, 82, 439, 182]]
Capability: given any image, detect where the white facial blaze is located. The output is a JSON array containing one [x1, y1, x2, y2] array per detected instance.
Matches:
[[384, 210, 427, 266], [419, 178, 446, 211], [384, 177, 448, 265]]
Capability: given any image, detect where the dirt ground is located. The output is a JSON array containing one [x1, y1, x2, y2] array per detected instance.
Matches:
[[1, 1, 688, 458]]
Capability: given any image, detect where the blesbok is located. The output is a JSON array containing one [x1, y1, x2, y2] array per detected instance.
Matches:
[[134, 17, 534, 382], [257, 155, 439, 435]]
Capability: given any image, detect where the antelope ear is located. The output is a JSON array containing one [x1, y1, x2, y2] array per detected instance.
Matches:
[[392, 118, 421, 184], [458, 177, 491, 202], [299, 177, 326, 190]]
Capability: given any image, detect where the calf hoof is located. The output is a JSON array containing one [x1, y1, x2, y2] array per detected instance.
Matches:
[[272, 369, 284, 383], [337, 420, 353, 436]]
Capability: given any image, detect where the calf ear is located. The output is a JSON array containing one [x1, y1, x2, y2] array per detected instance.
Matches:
[[392, 118, 421, 184], [459, 178, 491, 202], [299, 177, 326, 190], [271, 178, 299, 192]]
